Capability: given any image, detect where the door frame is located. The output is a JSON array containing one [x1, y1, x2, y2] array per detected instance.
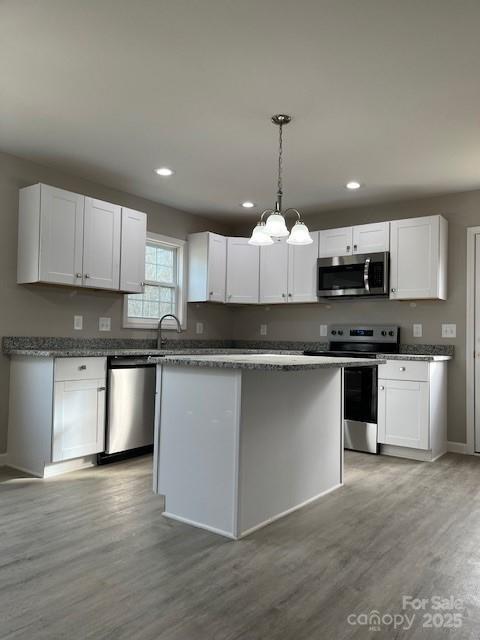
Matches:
[[466, 226, 480, 455]]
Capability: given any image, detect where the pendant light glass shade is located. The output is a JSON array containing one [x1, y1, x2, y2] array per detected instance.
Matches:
[[264, 212, 289, 238], [248, 221, 274, 246], [286, 221, 313, 245]]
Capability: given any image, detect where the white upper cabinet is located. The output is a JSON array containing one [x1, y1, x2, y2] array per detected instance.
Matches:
[[390, 215, 448, 300], [120, 207, 147, 293], [352, 222, 389, 254], [17, 184, 147, 293], [17, 184, 85, 286], [259, 238, 289, 304], [319, 226, 353, 258], [226, 237, 259, 304], [188, 232, 226, 302], [288, 232, 320, 303], [320, 223, 389, 258], [83, 197, 121, 290]]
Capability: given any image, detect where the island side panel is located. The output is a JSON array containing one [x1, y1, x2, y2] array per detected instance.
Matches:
[[158, 366, 242, 538], [238, 368, 343, 537]]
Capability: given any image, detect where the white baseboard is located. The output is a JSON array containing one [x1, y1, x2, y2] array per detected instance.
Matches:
[[447, 441, 468, 454], [43, 456, 96, 478]]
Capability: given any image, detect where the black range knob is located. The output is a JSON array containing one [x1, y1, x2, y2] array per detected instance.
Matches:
[[389, 330, 395, 337], [332, 330, 337, 335], [381, 330, 387, 336], [338, 330, 344, 336]]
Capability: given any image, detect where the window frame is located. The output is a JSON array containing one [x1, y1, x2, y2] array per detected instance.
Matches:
[[123, 232, 187, 330]]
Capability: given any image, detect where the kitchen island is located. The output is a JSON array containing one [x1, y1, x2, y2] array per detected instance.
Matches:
[[151, 353, 384, 539]]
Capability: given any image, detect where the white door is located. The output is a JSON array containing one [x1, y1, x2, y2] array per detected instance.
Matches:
[[353, 222, 389, 254], [226, 238, 259, 304], [207, 233, 227, 302], [39, 185, 84, 285], [390, 216, 439, 299], [83, 197, 121, 290], [287, 232, 319, 303], [259, 238, 289, 304], [120, 208, 147, 293], [319, 227, 353, 258], [474, 234, 480, 452], [377, 379, 429, 449], [52, 379, 106, 462]]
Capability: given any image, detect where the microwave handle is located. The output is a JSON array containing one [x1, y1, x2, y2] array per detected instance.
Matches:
[[363, 257, 371, 292]]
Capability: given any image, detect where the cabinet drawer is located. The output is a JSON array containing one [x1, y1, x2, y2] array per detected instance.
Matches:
[[377, 360, 429, 382], [55, 357, 107, 382]]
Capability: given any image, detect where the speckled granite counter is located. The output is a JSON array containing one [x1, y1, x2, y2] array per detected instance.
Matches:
[[374, 353, 451, 362], [153, 353, 385, 371]]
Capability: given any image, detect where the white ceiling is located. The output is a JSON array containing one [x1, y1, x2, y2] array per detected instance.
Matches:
[[2, 0, 480, 221]]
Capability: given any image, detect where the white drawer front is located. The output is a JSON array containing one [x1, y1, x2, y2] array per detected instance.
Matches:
[[55, 357, 107, 382], [378, 360, 429, 382]]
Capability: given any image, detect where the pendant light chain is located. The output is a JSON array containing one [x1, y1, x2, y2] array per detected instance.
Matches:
[[276, 122, 283, 212]]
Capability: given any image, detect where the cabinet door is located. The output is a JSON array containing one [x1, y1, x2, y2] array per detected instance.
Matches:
[[52, 379, 106, 462], [319, 227, 353, 258], [120, 208, 147, 293], [378, 379, 429, 450], [353, 222, 389, 254], [226, 238, 259, 304], [287, 231, 319, 303], [259, 238, 289, 304], [39, 185, 84, 285], [390, 216, 440, 300], [83, 197, 121, 290], [207, 233, 227, 302]]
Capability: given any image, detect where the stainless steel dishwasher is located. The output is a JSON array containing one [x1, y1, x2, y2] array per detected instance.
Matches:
[[99, 357, 156, 462]]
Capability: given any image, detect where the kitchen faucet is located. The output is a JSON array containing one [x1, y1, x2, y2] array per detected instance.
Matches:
[[157, 314, 182, 349]]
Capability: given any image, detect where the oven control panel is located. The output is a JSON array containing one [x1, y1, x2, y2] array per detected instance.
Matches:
[[329, 325, 399, 343]]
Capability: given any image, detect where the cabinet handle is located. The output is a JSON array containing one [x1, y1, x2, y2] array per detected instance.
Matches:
[[98, 387, 106, 392], [282, 293, 286, 298], [140, 281, 145, 287], [288, 293, 292, 297], [76, 273, 82, 278], [353, 244, 357, 251], [84, 274, 90, 279], [399, 367, 406, 371], [78, 365, 87, 370], [346, 245, 351, 252], [209, 291, 214, 296], [391, 288, 396, 293], [379, 386, 385, 390]]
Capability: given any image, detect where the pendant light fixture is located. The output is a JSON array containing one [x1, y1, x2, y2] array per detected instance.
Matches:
[[249, 114, 313, 246]]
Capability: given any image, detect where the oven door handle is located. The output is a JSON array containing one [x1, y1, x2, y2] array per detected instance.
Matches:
[[363, 257, 371, 292]]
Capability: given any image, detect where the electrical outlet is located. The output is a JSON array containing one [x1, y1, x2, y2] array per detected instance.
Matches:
[[99, 317, 111, 332], [442, 323, 456, 338], [196, 322, 204, 335], [74, 315, 83, 331], [260, 324, 268, 336], [320, 324, 328, 337], [413, 324, 423, 338]]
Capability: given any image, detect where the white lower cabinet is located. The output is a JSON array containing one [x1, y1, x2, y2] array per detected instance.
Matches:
[[378, 379, 429, 450], [52, 378, 106, 462], [7, 356, 107, 477], [377, 359, 447, 461]]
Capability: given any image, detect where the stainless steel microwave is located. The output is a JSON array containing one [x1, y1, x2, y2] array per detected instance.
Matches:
[[317, 252, 389, 297]]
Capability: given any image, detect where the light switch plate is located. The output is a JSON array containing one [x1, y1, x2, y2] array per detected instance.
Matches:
[[196, 322, 204, 335], [413, 324, 422, 338], [99, 317, 111, 332], [260, 324, 268, 336], [74, 315, 83, 331], [442, 323, 456, 338], [320, 324, 328, 337]]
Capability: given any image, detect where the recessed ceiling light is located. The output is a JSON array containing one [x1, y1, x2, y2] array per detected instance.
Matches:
[[155, 167, 174, 176], [346, 181, 361, 190], [242, 201, 255, 208]]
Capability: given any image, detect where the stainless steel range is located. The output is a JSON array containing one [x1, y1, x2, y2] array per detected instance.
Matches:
[[304, 325, 400, 454]]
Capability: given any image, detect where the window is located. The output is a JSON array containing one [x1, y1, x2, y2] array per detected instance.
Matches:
[[123, 233, 186, 329]]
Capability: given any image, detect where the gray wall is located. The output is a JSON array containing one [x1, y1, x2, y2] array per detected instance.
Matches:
[[0, 151, 234, 452], [232, 190, 480, 445]]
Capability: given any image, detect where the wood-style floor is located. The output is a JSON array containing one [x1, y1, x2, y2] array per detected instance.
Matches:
[[2, 452, 480, 639]]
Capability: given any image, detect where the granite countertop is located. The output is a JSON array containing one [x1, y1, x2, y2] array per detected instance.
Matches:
[[3, 348, 301, 358], [153, 354, 386, 371], [374, 353, 452, 362]]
